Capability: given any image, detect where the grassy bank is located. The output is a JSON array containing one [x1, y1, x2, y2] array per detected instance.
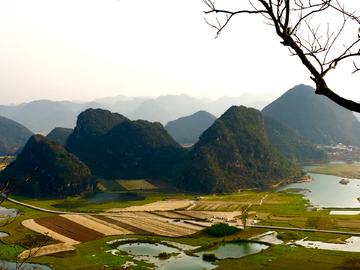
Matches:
[[309, 163, 360, 179]]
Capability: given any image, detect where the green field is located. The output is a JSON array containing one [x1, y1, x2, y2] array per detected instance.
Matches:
[[309, 162, 360, 178], [2, 190, 360, 269]]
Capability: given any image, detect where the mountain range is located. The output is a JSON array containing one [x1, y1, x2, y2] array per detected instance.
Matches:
[[0, 90, 282, 134]]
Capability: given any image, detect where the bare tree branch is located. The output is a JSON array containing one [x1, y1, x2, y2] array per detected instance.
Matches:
[[203, 0, 360, 112]]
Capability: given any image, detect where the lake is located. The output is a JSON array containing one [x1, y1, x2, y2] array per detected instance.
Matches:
[[114, 241, 269, 270], [268, 165, 360, 208]]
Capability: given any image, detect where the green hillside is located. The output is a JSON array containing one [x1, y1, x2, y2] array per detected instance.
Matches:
[[66, 108, 188, 179], [262, 84, 360, 146], [177, 106, 302, 193], [0, 135, 92, 197], [165, 110, 217, 144], [0, 116, 33, 155], [47, 127, 73, 146], [263, 115, 329, 164]]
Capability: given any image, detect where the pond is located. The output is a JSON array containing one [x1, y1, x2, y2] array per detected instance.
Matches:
[[195, 242, 269, 259], [112, 241, 269, 270], [0, 261, 51, 270], [0, 206, 18, 220]]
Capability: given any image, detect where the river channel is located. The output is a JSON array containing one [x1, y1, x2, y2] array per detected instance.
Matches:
[[262, 164, 360, 209]]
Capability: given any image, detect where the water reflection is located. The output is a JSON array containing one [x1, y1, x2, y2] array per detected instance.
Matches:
[[258, 164, 360, 208], [195, 242, 269, 259]]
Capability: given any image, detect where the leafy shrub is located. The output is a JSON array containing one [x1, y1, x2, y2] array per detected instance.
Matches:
[[202, 252, 216, 261], [207, 223, 240, 237]]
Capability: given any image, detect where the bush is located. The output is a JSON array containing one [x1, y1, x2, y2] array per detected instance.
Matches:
[[207, 223, 240, 237], [202, 252, 217, 261], [158, 252, 171, 259]]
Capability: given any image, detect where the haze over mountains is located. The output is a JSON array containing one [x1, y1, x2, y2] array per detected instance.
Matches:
[[1, 83, 359, 196], [0, 90, 282, 134], [262, 84, 360, 146]]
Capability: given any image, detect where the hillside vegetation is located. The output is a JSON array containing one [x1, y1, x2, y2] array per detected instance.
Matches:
[[0, 135, 92, 197], [66, 108, 188, 179], [178, 106, 302, 193], [262, 84, 360, 146], [47, 127, 73, 146], [0, 116, 33, 155], [263, 115, 328, 164]]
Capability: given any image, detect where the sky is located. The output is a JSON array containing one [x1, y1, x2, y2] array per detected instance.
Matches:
[[0, 0, 359, 105]]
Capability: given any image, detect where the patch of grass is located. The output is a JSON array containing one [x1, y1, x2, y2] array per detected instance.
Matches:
[[309, 163, 360, 179]]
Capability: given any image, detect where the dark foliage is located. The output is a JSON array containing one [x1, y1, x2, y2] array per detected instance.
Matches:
[[0, 116, 33, 155], [207, 223, 240, 237], [262, 84, 360, 146], [263, 114, 329, 164], [177, 106, 302, 193], [0, 135, 93, 197], [47, 127, 74, 146], [66, 108, 188, 180]]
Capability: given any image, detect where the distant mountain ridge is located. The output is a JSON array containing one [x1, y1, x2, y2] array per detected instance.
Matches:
[[165, 111, 217, 144], [0, 90, 282, 134], [262, 84, 360, 146], [0, 116, 33, 155], [47, 127, 74, 146]]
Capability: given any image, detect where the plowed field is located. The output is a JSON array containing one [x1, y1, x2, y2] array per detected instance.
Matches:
[[34, 215, 105, 242], [107, 216, 196, 237]]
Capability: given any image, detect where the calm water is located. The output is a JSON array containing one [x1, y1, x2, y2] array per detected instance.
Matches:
[[116, 242, 268, 270], [272, 165, 360, 208], [117, 242, 216, 270], [195, 242, 269, 259]]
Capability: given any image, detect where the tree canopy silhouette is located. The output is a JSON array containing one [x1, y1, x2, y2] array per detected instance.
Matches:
[[203, 0, 360, 112]]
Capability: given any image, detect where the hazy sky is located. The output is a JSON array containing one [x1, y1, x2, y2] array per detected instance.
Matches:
[[0, 0, 358, 105]]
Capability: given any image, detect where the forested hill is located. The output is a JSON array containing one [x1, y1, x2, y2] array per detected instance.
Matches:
[[263, 115, 328, 164], [165, 110, 217, 144], [177, 106, 302, 193], [0, 116, 33, 155], [65, 108, 188, 179], [47, 127, 73, 146], [65, 108, 129, 161], [262, 84, 360, 146], [0, 135, 92, 197]]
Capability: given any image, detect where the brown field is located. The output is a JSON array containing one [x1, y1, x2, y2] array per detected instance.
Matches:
[[106, 216, 197, 237], [178, 211, 242, 220], [94, 215, 152, 235], [34, 215, 105, 242], [117, 179, 157, 190], [60, 214, 133, 235], [107, 200, 193, 212], [335, 219, 360, 228], [150, 211, 191, 219], [22, 219, 80, 246], [188, 202, 246, 211]]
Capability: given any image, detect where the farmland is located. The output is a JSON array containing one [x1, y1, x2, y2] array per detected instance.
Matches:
[[2, 189, 360, 269]]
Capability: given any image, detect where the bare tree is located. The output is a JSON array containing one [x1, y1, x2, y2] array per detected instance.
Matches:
[[0, 156, 44, 270], [203, 0, 360, 112]]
